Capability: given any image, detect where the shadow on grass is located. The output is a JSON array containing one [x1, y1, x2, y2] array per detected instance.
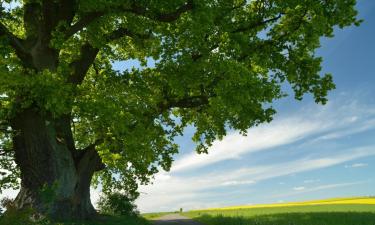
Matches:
[[0, 213, 150, 225], [194, 212, 375, 225], [58, 214, 150, 225]]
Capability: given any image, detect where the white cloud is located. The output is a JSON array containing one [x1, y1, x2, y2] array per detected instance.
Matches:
[[303, 179, 320, 184], [293, 186, 305, 191], [137, 145, 375, 212], [136, 97, 375, 212], [171, 99, 375, 173], [171, 118, 324, 173], [221, 180, 256, 186], [272, 181, 366, 199], [345, 163, 368, 168]]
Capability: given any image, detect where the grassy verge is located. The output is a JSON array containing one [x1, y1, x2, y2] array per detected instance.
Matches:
[[141, 211, 173, 220], [0, 214, 150, 225], [60, 215, 150, 225], [183, 203, 375, 225]]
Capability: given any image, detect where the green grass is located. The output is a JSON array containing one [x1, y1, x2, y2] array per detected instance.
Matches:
[[141, 211, 174, 220], [60, 215, 150, 225], [183, 204, 375, 225], [0, 214, 150, 225]]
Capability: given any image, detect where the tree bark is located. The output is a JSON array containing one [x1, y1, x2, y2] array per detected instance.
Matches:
[[10, 108, 103, 220]]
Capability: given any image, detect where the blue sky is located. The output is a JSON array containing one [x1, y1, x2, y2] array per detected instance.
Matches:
[[134, 1, 375, 212], [1, 0, 374, 214]]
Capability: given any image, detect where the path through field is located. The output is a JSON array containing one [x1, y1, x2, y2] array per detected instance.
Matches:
[[152, 214, 203, 225]]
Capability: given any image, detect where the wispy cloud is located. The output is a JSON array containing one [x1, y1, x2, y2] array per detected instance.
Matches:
[[221, 180, 256, 186], [345, 163, 368, 168], [272, 181, 367, 199], [172, 117, 323, 172], [137, 97, 375, 212], [293, 186, 305, 191], [137, 145, 375, 212], [304, 179, 320, 184], [171, 99, 375, 173]]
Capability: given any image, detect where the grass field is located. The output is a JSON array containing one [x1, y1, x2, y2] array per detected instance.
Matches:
[[60, 215, 150, 225], [142, 211, 174, 220], [0, 214, 150, 225], [183, 197, 375, 225]]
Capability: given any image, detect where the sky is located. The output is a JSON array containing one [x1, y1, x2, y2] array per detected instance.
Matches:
[[1, 0, 375, 214], [133, 1, 375, 212]]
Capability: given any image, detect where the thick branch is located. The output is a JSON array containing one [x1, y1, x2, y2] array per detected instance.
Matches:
[[23, 2, 41, 40], [0, 22, 29, 59], [68, 43, 99, 85], [106, 27, 152, 42], [127, 0, 194, 22], [56, 0, 76, 25], [64, 12, 103, 39], [76, 141, 105, 172], [41, 0, 59, 36], [64, 1, 193, 38], [231, 14, 283, 33], [65, 15, 152, 41], [158, 95, 210, 112], [67, 26, 151, 85], [81, 139, 104, 152]]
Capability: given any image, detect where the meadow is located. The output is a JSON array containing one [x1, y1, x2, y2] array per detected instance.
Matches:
[[2, 197, 374, 224], [0, 212, 150, 225], [182, 197, 375, 225]]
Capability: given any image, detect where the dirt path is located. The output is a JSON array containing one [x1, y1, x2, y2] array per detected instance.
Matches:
[[152, 214, 204, 225]]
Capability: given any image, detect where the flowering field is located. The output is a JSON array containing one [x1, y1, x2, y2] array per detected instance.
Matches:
[[183, 197, 375, 225], [200, 196, 375, 211]]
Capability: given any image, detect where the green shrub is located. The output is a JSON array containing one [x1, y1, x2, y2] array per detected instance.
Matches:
[[0, 197, 53, 225], [97, 192, 139, 216]]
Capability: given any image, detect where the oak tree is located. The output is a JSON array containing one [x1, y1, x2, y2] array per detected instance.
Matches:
[[0, 0, 359, 220]]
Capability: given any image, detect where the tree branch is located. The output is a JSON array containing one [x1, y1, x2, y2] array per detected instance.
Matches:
[[40, 0, 75, 35], [68, 43, 99, 85], [81, 139, 104, 152], [56, 0, 76, 25], [67, 27, 152, 85], [106, 27, 152, 42], [75, 139, 105, 172], [64, 1, 194, 39], [23, 2, 42, 40], [0, 22, 29, 58], [158, 95, 210, 113], [127, 0, 194, 22], [231, 14, 283, 33], [64, 12, 103, 39], [64, 14, 152, 41]]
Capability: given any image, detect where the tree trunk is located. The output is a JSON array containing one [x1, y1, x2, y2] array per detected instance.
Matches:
[[11, 108, 103, 220]]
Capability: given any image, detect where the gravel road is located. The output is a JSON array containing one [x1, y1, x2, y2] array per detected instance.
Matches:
[[152, 214, 204, 225]]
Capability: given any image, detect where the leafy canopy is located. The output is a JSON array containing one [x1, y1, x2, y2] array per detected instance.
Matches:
[[0, 0, 360, 195]]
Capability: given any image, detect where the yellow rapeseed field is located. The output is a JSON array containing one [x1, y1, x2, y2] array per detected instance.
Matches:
[[200, 197, 375, 211]]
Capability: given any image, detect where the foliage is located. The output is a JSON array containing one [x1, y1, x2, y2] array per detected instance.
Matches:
[[0, 196, 146, 225], [0, 195, 147, 225], [0, 197, 52, 225], [0, 0, 361, 197], [97, 192, 139, 216], [141, 212, 172, 220]]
